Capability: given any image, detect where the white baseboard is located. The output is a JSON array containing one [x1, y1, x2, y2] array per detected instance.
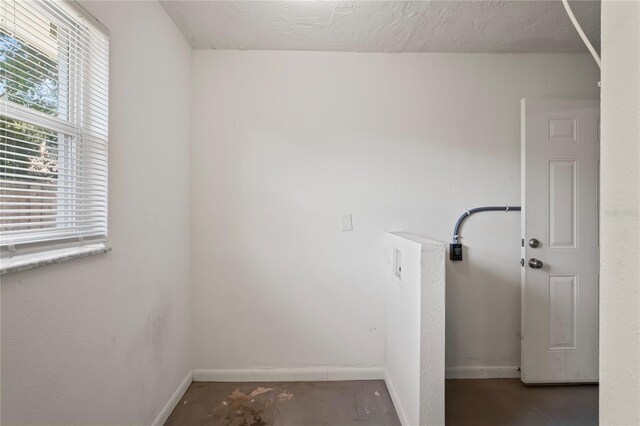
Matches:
[[445, 366, 520, 379], [151, 371, 193, 426], [193, 366, 385, 382], [384, 371, 410, 426]]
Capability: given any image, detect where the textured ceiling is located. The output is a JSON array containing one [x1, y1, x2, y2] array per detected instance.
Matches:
[[160, 1, 600, 53]]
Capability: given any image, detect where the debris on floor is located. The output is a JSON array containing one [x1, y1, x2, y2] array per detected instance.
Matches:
[[228, 387, 274, 403], [276, 390, 293, 402], [210, 386, 293, 425], [165, 381, 401, 426]]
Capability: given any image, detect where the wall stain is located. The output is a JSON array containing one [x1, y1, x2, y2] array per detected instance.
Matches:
[[144, 297, 173, 363]]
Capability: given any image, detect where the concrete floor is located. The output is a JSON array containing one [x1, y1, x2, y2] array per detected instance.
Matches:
[[165, 380, 401, 426], [446, 379, 598, 426], [166, 378, 598, 426]]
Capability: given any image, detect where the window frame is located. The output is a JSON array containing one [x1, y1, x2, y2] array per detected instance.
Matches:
[[0, 0, 109, 270]]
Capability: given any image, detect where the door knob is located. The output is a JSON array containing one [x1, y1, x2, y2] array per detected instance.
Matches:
[[528, 238, 540, 248], [528, 258, 543, 269]]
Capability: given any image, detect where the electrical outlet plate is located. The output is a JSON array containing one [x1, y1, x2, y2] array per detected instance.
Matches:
[[393, 248, 402, 279], [450, 243, 463, 261]]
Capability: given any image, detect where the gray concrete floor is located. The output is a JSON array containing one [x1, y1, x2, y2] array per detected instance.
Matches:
[[166, 378, 598, 426], [446, 379, 598, 426], [165, 380, 401, 426]]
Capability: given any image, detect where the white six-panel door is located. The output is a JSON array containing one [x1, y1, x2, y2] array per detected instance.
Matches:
[[521, 98, 599, 384]]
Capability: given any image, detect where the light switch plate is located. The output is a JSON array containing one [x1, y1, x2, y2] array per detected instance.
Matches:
[[340, 213, 353, 231]]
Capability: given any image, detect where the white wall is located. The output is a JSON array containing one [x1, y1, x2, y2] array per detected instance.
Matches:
[[600, 1, 640, 424], [385, 233, 445, 426], [0, 2, 192, 424], [191, 51, 599, 372]]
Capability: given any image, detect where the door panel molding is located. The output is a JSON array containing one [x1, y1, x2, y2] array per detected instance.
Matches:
[[548, 117, 578, 143], [548, 274, 579, 351], [548, 159, 578, 250]]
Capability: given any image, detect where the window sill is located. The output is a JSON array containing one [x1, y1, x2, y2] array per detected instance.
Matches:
[[0, 243, 111, 275]]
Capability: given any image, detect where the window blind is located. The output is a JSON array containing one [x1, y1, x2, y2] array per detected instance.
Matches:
[[0, 0, 109, 255]]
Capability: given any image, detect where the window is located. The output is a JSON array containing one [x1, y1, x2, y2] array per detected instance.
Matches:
[[0, 1, 108, 262]]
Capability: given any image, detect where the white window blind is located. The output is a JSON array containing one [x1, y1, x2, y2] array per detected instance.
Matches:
[[0, 0, 108, 256]]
